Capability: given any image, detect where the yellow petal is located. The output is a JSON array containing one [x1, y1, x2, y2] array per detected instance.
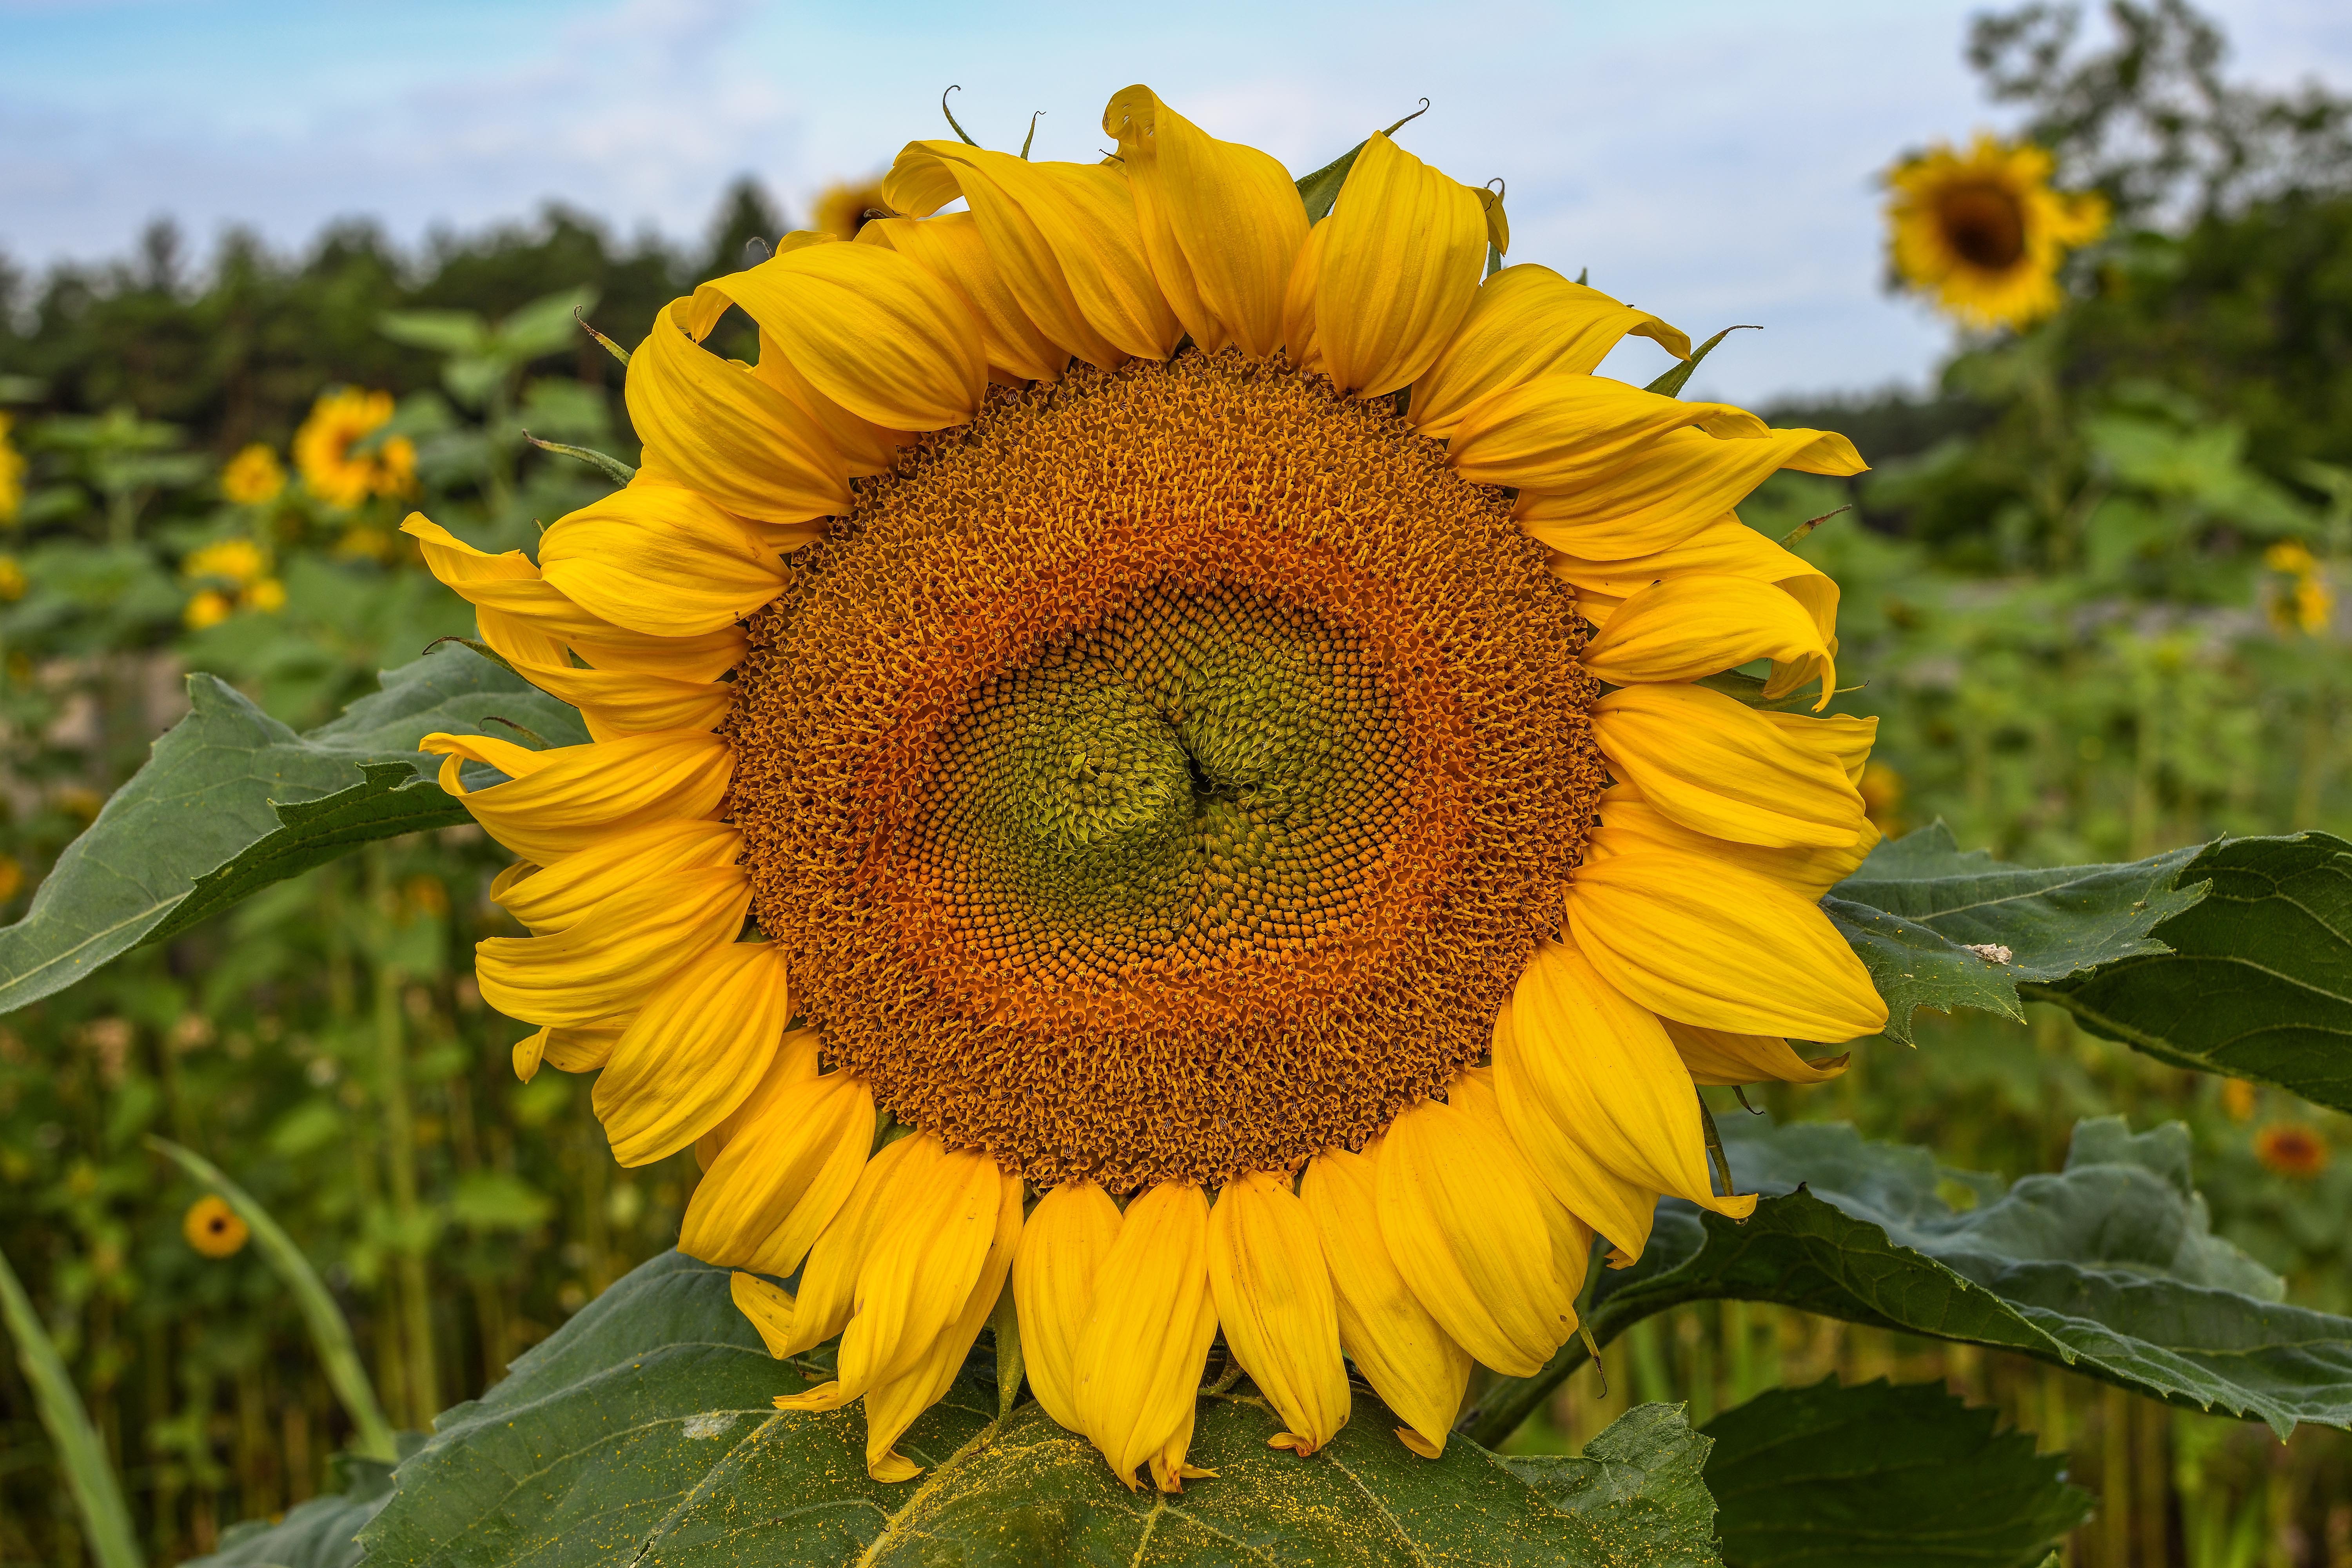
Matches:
[[421, 729, 732, 864], [537, 483, 787, 637], [884, 143, 1179, 366], [1757, 710, 1878, 786], [1566, 848, 1889, 1041], [593, 940, 791, 1166], [1516, 426, 1866, 559], [1510, 940, 1755, 1220], [782, 1133, 947, 1358], [542, 1024, 619, 1073], [1451, 374, 1766, 492], [832, 1147, 1009, 1405], [1591, 684, 1864, 849], [1374, 1080, 1579, 1376], [1279, 220, 1329, 374], [1412, 266, 1691, 439], [1103, 86, 1308, 359], [860, 1169, 1024, 1482], [1664, 1018, 1850, 1087], [1207, 1172, 1349, 1456], [732, 1270, 799, 1358], [1583, 573, 1836, 708], [1013, 1181, 1122, 1434], [700, 1024, 823, 1163], [748, 332, 907, 479], [1590, 789, 1879, 899], [1298, 1146, 1472, 1457], [695, 243, 987, 430], [472, 865, 749, 1028], [681, 1069, 871, 1273], [857, 214, 1070, 384], [494, 818, 742, 936], [1072, 1182, 1218, 1490], [625, 299, 849, 524], [1490, 996, 1661, 1261], [1293, 132, 1486, 397], [504, 657, 734, 741]]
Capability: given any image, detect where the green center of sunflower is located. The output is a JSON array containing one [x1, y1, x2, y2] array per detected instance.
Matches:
[[726, 351, 1606, 1189]]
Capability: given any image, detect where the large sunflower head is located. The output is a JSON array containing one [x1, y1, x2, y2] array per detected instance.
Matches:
[[409, 86, 1888, 1491], [1885, 132, 2109, 330]]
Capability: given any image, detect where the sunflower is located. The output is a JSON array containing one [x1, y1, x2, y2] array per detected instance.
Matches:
[[408, 87, 1887, 1490], [2255, 1122, 2329, 1180], [221, 442, 287, 505], [183, 1195, 250, 1258], [814, 178, 891, 241], [1885, 133, 2108, 330], [294, 388, 417, 508], [0, 412, 23, 525]]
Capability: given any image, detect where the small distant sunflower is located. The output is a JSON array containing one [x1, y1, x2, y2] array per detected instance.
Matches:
[[813, 178, 891, 240], [184, 1195, 249, 1258], [183, 590, 234, 632], [221, 443, 287, 505], [2264, 541, 2335, 635], [2255, 1122, 2329, 1180], [295, 389, 416, 508], [1885, 133, 2108, 330], [185, 537, 269, 587], [0, 554, 24, 603], [0, 412, 22, 524], [410, 87, 1886, 1490]]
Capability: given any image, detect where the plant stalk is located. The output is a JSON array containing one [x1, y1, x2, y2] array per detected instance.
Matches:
[[0, 1244, 144, 1568]]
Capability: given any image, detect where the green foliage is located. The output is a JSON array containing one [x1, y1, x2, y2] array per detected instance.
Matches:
[[0, 1243, 143, 1568], [1699, 1378, 2091, 1568], [1502, 1404, 1720, 1567], [187, 1455, 397, 1568]]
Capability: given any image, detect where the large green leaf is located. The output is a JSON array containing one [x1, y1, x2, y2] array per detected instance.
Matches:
[[2027, 832, 2352, 1114], [0, 646, 584, 1016], [1699, 1378, 2091, 1568], [1823, 822, 2209, 1044], [1466, 1116, 2352, 1445], [362, 1250, 1719, 1567], [186, 1455, 397, 1568], [1504, 1403, 1719, 1567]]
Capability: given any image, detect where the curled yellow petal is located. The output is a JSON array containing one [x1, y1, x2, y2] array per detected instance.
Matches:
[[833, 1147, 1008, 1403], [1583, 574, 1836, 708], [1013, 1181, 1122, 1434], [1299, 1145, 1472, 1458], [421, 728, 732, 864], [1413, 266, 1690, 439], [625, 299, 849, 524], [493, 818, 742, 935], [732, 1270, 799, 1359], [1071, 1182, 1218, 1490], [473, 865, 749, 1028], [1665, 1018, 1850, 1087], [537, 483, 787, 637], [858, 214, 1069, 384], [593, 940, 791, 1166], [695, 243, 987, 431], [1374, 1080, 1579, 1377], [682, 1067, 875, 1279], [1450, 374, 1766, 492], [1491, 996, 1661, 1261], [1103, 85, 1308, 359], [1588, 789, 1880, 899], [1207, 1172, 1349, 1456], [1516, 426, 1866, 560], [1566, 848, 1889, 1042], [504, 657, 733, 742], [1289, 132, 1486, 397], [782, 1133, 947, 1358], [1758, 710, 1878, 786], [1591, 684, 1864, 850]]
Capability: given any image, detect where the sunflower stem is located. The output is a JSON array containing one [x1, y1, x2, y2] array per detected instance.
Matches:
[[0, 1244, 144, 1568]]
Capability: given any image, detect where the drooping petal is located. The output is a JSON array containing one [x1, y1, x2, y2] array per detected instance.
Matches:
[[697, 1025, 823, 1167], [857, 214, 1071, 383], [1664, 1018, 1850, 1087], [472, 866, 750, 1027], [1449, 374, 1766, 492], [732, 1270, 799, 1359], [1515, 426, 1865, 559], [1013, 1182, 1123, 1434], [1582, 574, 1837, 708], [1490, 996, 1661, 1261], [1207, 1172, 1350, 1456], [1299, 1145, 1473, 1458], [687, 1067, 880, 1279], [421, 729, 733, 864], [505, 657, 735, 741], [1587, 789, 1880, 899], [1291, 132, 1486, 397], [1510, 940, 1755, 1220], [829, 1148, 1008, 1404], [695, 243, 988, 430], [1072, 1182, 1219, 1490], [1566, 848, 1889, 1042], [593, 941, 791, 1165], [1103, 86, 1308, 359], [1590, 684, 1864, 850], [493, 818, 743, 935], [537, 483, 788, 637], [748, 333, 907, 478], [1757, 710, 1878, 785], [625, 299, 850, 524], [1411, 265, 1691, 439], [511, 1022, 621, 1082], [1374, 1081, 1579, 1377], [779, 1133, 947, 1359]]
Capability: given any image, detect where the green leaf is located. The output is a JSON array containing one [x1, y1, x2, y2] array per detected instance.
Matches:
[[186, 1456, 396, 1567], [0, 646, 586, 1016], [1824, 822, 2208, 1045], [378, 309, 488, 358], [521, 431, 635, 486], [1505, 1403, 1721, 1567], [495, 286, 601, 362], [1700, 1378, 2091, 1568], [2027, 832, 2352, 1115], [0, 1244, 143, 1568], [1642, 325, 1758, 399], [1467, 1116, 2352, 1446], [362, 1250, 1719, 1566], [1296, 144, 1363, 222]]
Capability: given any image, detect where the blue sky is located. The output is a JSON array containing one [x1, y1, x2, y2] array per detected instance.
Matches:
[[5, 0, 2348, 404]]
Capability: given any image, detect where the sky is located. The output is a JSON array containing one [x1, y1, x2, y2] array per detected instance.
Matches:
[[4, 0, 2349, 405]]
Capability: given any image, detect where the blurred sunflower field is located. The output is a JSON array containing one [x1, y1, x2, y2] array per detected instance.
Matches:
[[3, 4, 2352, 1564]]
